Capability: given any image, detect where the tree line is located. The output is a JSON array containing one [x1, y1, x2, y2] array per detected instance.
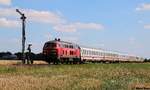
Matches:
[[0, 52, 44, 60]]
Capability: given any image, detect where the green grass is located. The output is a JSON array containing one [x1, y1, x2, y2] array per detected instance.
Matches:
[[0, 63, 150, 90]]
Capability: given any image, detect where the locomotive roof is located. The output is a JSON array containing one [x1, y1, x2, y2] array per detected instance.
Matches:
[[46, 40, 79, 46]]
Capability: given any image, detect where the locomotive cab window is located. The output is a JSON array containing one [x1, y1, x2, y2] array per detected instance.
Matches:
[[44, 43, 56, 48]]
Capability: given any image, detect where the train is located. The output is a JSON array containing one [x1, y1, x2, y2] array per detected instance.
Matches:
[[43, 39, 144, 64]]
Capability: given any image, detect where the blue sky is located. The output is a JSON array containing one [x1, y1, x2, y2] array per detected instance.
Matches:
[[0, 0, 150, 58]]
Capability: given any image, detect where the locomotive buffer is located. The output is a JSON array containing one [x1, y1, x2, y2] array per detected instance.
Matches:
[[16, 9, 26, 64]]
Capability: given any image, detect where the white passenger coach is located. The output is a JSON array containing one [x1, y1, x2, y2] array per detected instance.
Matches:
[[80, 47, 144, 62]]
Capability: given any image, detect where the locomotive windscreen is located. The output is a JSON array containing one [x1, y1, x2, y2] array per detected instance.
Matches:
[[44, 43, 56, 48]]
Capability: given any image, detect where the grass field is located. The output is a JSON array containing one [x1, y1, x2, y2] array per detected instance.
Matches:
[[0, 60, 149, 90]]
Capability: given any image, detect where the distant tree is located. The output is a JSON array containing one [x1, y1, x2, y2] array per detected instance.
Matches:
[[148, 59, 150, 62], [0, 52, 11, 58], [0, 51, 17, 60], [34, 53, 44, 60], [0, 52, 5, 57], [144, 58, 150, 62], [6, 52, 12, 55], [0, 52, 12, 57], [14, 52, 44, 60], [14, 52, 22, 60]]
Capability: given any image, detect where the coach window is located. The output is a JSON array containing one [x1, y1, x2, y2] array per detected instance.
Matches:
[[65, 45, 67, 48], [98, 52, 100, 56], [91, 51, 93, 55], [84, 50, 86, 55], [85, 50, 87, 55], [103, 53, 105, 56], [94, 51, 96, 55], [96, 52, 98, 55], [69, 45, 71, 48], [83, 50, 85, 55], [83, 50, 85, 54], [82, 50, 84, 55], [93, 51, 95, 55], [89, 51, 91, 55], [100, 52, 102, 56]]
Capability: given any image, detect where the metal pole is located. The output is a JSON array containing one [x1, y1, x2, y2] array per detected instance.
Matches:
[[16, 9, 26, 64]]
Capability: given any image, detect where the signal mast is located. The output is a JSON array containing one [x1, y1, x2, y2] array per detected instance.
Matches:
[[16, 9, 26, 64]]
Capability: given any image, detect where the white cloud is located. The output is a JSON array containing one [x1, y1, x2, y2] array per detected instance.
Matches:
[[144, 24, 150, 29], [136, 3, 150, 11], [74, 22, 104, 30], [0, 8, 104, 32], [0, 8, 17, 17], [136, 4, 150, 30], [0, 18, 19, 28], [53, 23, 104, 32], [0, 8, 64, 24], [53, 24, 76, 32], [23, 9, 65, 25], [0, 0, 11, 6]]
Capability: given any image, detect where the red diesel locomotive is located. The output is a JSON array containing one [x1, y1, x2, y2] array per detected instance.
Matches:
[[43, 39, 81, 64]]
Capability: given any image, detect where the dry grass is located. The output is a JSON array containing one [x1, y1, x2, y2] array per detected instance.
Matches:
[[0, 75, 69, 90], [0, 60, 47, 65], [128, 83, 150, 90], [0, 60, 21, 65], [0, 61, 149, 90]]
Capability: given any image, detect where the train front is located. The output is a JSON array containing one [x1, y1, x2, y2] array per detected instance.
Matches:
[[43, 40, 59, 64]]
